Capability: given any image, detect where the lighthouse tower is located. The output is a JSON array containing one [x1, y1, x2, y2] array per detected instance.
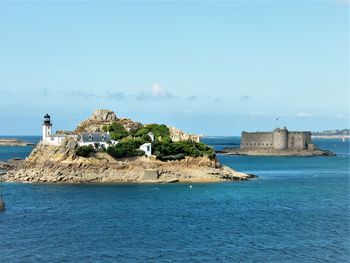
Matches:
[[42, 113, 52, 142]]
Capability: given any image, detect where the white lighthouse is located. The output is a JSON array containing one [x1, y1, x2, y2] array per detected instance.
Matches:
[[42, 114, 69, 145], [42, 113, 52, 142]]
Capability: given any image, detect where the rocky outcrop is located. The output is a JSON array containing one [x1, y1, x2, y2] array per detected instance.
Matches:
[[117, 118, 142, 132], [168, 126, 201, 142], [75, 110, 115, 133], [74, 109, 142, 133], [3, 139, 255, 183], [91, 109, 117, 121]]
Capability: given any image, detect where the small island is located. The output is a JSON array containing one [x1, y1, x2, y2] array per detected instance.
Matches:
[[218, 127, 334, 157], [0, 138, 35, 146], [3, 110, 255, 183]]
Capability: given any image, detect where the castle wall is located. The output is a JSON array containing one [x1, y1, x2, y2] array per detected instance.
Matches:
[[241, 129, 312, 150], [288, 132, 311, 150], [241, 132, 273, 148], [273, 128, 288, 150]]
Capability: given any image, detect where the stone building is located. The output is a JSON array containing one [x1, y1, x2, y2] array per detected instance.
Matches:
[[241, 127, 315, 150]]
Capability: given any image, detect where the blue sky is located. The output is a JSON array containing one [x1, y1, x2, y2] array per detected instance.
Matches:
[[0, 1, 348, 135]]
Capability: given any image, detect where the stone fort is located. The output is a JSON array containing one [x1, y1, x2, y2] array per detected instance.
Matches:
[[241, 127, 315, 150]]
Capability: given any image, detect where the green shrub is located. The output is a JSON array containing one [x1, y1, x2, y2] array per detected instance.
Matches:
[[153, 140, 215, 160], [107, 138, 146, 158], [103, 122, 129, 140], [133, 124, 170, 142], [75, 145, 95, 157]]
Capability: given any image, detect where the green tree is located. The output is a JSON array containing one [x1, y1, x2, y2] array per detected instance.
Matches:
[[103, 122, 129, 140], [153, 140, 215, 160], [107, 138, 146, 158], [133, 124, 170, 142]]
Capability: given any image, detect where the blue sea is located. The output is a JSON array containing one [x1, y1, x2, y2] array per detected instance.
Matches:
[[0, 136, 349, 262]]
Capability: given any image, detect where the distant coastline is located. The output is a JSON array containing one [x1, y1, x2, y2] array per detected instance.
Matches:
[[312, 135, 349, 140], [0, 138, 35, 146], [312, 129, 349, 139]]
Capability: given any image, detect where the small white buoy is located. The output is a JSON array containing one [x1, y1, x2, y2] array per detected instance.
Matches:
[[189, 185, 192, 189]]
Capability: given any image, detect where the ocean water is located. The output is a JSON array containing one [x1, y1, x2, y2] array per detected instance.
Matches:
[[0, 136, 39, 161], [0, 137, 349, 262]]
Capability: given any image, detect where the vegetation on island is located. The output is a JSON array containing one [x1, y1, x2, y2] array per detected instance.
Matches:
[[131, 124, 170, 142], [106, 138, 145, 158], [76, 122, 215, 160], [153, 140, 215, 161], [75, 145, 95, 157], [102, 123, 128, 140]]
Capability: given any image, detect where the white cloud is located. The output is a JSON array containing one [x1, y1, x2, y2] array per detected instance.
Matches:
[[136, 82, 174, 100], [151, 83, 168, 97]]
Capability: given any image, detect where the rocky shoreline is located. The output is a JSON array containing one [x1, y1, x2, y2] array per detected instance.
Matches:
[[217, 147, 334, 157], [3, 142, 256, 184]]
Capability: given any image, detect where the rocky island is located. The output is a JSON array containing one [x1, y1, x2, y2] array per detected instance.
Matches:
[[218, 128, 334, 157], [0, 138, 35, 146], [3, 109, 255, 183]]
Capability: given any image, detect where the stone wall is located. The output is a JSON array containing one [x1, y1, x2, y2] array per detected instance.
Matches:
[[241, 129, 312, 150], [288, 132, 311, 150], [241, 132, 273, 148]]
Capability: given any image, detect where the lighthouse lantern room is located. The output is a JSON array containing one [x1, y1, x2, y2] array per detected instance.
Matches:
[[42, 113, 52, 142]]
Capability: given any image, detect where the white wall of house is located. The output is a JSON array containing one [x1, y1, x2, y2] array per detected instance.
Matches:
[[140, 143, 152, 156], [44, 135, 66, 146]]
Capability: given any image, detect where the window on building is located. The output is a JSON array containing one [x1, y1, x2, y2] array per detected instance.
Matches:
[[101, 134, 106, 141], [88, 134, 93, 141]]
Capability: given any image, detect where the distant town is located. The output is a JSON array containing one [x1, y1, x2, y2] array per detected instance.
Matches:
[[312, 129, 349, 136], [312, 129, 349, 140]]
